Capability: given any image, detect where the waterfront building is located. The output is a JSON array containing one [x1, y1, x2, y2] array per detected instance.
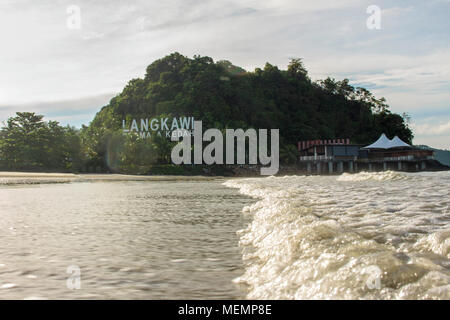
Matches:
[[298, 134, 434, 174]]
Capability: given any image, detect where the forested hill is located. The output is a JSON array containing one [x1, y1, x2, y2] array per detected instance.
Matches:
[[0, 53, 414, 173], [80, 52, 412, 170]]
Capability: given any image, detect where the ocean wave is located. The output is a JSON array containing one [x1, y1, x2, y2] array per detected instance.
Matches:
[[413, 229, 450, 259], [225, 173, 450, 299], [337, 171, 409, 182]]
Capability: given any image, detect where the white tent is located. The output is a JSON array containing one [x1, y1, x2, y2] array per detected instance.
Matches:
[[363, 133, 411, 149], [387, 136, 411, 149], [363, 133, 391, 149]]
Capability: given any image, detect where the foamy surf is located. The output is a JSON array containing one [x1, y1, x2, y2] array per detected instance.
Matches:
[[224, 172, 450, 299], [337, 170, 409, 182]]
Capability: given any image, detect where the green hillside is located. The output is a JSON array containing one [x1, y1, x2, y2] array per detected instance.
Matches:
[[79, 53, 413, 173], [0, 53, 414, 174]]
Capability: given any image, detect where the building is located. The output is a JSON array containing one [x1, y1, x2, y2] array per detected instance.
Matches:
[[298, 138, 359, 174], [298, 134, 434, 174], [359, 133, 434, 171]]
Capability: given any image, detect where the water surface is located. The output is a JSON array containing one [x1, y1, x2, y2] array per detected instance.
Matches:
[[1, 171, 449, 299], [225, 171, 450, 299], [0, 180, 252, 299]]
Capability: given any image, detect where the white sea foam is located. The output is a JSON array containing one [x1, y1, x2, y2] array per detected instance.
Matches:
[[337, 170, 409, 182], [1, 283, 17, 289], [225, 171, 450, 299]]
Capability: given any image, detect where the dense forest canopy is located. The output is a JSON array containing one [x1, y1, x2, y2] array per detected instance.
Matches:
[[0, 53, 413, 173], [0, 112, 81, 171]]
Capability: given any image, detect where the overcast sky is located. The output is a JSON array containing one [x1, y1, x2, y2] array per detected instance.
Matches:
[[0, 0, 449, 148]]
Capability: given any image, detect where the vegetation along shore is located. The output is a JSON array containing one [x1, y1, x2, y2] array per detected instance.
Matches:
[[1, 53, 448, 175]]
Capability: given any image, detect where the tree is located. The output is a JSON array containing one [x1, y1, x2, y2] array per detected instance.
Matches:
[[0, 112, 82, 171], [287, 58, 308, 78]]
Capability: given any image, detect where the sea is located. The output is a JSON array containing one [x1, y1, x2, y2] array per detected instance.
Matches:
[[0, 171, 449, 299]]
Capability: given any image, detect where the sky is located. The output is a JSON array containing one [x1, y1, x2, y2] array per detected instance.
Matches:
[[0, 0, 449, 149]]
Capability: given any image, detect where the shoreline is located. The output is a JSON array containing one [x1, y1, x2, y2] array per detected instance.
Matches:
[[0, 159, 448, 183], [0, 172, 223, 182]]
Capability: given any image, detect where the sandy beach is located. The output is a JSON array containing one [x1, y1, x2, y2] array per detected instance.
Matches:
[[0, 172, 222, 184]]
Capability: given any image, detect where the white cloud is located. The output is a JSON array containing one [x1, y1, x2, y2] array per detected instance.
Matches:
[[306, 50, 450, 116], [411, 119, 450, 136], [410, 116, 450, 149], [413, 135, 450, 150], [381, 6, 414, 16], [0, 93, 113, 127], [0, 0, 449, 148]]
